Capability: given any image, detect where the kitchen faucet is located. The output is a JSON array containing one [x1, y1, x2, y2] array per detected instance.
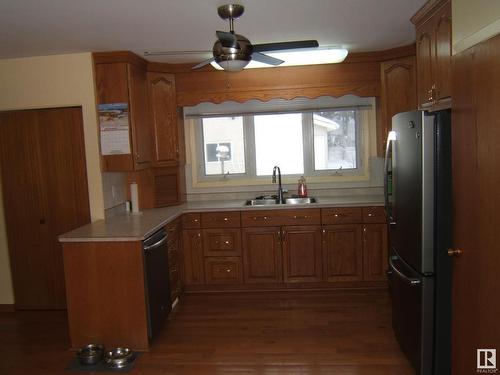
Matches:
[[272, 166, 284, 204]]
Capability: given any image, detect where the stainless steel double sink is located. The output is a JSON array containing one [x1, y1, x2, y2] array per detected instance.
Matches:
[[245, 197, 317, 206]]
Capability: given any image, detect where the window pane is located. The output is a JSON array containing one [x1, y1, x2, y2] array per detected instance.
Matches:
[[202, 117, 245, 175], [313, 110, 357, 170], [254, 113, 304, 176]]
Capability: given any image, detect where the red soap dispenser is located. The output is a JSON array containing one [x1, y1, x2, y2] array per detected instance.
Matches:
[[298, 176, 308, 197]]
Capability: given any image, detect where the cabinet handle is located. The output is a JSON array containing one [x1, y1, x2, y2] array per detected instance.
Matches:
[[293, 215, 309, 219], [334, 213, 346, 218], [135, 153, 140, 160], [225, 268, 232, 273], [197, 233, 201, 237], [368, 213, 374, 217], [223, 217, 228, 221], [193, 218, 199, 223], [322, 229, 326, 234], [253, 216, 269, 221], [224, 240, 230, 244]]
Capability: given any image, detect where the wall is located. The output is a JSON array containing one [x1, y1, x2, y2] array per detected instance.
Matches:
[[0, 53, 104, 305], [453, 0, 500, 54]]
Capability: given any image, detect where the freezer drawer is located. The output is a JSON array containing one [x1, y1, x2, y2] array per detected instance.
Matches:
[[388, 253, 434, 375]]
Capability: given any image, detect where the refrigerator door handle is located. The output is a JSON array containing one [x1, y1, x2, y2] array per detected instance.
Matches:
[[384, 132, 396, 224], [389, 256, 421, 286]]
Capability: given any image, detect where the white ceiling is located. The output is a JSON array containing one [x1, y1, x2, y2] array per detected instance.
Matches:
[[0, 0, 426, 64]]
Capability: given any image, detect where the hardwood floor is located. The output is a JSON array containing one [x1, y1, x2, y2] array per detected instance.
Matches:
[[0, 289, 413, 374]]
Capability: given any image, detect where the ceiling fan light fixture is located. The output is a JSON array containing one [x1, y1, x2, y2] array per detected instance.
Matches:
[[213, 59, 250, 72], [246, 48, 349, 69]]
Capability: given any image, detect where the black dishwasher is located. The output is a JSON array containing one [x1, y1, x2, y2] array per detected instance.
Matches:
[[143, 229, 171, 339]]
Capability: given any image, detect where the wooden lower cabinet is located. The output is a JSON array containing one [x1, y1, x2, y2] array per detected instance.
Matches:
[[166, 219, 182, 302], [363, 224, 389, 281], [283, 226, 323, 283], [242, 227, 283, 283], [181, 229, 205, 285], [322, 225, 363, 282], [204, 257, 243, 284]]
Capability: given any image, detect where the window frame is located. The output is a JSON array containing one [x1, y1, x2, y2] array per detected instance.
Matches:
[[193, 108, 366, 182]]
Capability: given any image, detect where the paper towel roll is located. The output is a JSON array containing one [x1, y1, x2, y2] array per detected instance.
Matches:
[[130, 182, 139, 213]]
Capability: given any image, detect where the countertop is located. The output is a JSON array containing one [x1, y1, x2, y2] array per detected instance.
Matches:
[[59, 195, 384, 243]]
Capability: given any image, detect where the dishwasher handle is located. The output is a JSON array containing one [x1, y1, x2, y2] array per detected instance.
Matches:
[[144, 232, 168, 252]]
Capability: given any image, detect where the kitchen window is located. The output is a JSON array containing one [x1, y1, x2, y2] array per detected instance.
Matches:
[[186, 96, 375, 186]]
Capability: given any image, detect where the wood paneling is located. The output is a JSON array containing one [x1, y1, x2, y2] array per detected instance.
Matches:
[[283, 226, 323, 283], [175, 62, 381, 106], [62, 241, 149, 350], [379, 57, 417, 155], [181, 229, 205, 285], [322, 224, 363, 282], [451, 33, 500, 375], [242, 227, 283, 284], [0, 107, 90, 310]]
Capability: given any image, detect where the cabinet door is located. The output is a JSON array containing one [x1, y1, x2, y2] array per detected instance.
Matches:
[[416, 21, 435, 109], [322, 225, 363, 282], [379, 57, 417, 155], [242, 227, 282, 284], [128, 63, 152, 168], [181, 230, 205, 285], [434, 2, 452, 100], [363, 224, 388, 281], [147, 72, 180, 166], [283, 226, 322, 283]]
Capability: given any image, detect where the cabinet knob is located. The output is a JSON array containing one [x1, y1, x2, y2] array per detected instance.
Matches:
[[447, 248, 463, 257], [226, 269, 231, 273], [223, 217, 228, 221], [224, 240, 230, 244], [368, 213, 374, 217], [135, 153, 140, 160]]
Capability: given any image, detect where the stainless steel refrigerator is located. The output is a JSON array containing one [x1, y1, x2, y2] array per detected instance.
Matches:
[[384, 110, 452, 375]]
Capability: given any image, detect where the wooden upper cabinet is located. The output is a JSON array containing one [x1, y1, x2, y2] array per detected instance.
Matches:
[[379, 56, 417, 155], [412, 0, 452, 110], [93, 52, 152, 171], [147, 72, 185, 167]]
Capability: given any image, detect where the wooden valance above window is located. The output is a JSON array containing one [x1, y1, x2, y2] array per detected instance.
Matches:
[[146, 44, 415, 108]]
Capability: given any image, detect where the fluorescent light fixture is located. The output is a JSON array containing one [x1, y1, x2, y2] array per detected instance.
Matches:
[[211, 47, 348, 70]]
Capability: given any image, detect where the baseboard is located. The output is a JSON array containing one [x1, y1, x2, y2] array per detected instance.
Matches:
[[0, 304, 15, 312]]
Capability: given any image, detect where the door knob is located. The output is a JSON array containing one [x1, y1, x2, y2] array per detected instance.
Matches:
[[447, 248, 463, 257]]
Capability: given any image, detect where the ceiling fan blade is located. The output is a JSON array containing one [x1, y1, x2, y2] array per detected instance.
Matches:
[[252, 52, 284, 66], [253, 40, 319, 53], [192, 57, 215, 70], [216, 31, 240, 49]]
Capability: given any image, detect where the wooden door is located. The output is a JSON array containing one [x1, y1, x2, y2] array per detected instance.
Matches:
[[416, 20, 434, 108], [362, 224, 388, 281], [434, 1, 452, 101], [451, 35, 500, 374], [322, 224, 363, 282], [242, 227, 282, 283], [128, 63, 151, 168], [379, 56, 417, 155], [147, 72, 180, 166], [0, 107, 90, 309], [282, 225, 322, 283], [181, 229, 205, 285]]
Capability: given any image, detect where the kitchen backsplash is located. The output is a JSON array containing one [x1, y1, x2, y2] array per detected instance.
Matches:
[[102, 172, 128, 210]]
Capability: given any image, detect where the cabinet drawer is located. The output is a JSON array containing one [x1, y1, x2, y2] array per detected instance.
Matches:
[[204, 257, 243, 284], [241, 208, 321, 227], [362, 207, 387, 223], [201, 211, 241, 228], [182, 213, 201, 229], [321, 207, 362, 224], [203, 228, 241, 256]]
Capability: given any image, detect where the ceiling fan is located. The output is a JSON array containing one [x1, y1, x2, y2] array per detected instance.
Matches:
[[145, 4, 320, 72]]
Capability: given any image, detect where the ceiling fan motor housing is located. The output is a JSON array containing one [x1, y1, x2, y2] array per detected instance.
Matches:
[[213, 34, 253, 65]]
